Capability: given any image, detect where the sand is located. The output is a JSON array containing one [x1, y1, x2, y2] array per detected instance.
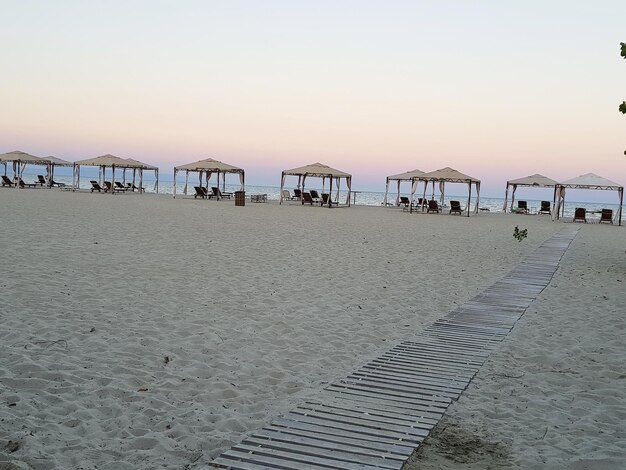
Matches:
[[0, 188, 621, 469], [405, 226, 626, 469]]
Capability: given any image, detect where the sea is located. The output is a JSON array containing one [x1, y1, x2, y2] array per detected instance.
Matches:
[[14, 169, 623, 219]]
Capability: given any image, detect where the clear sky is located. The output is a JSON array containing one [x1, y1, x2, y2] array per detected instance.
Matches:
[[2, 1, 625, 197]]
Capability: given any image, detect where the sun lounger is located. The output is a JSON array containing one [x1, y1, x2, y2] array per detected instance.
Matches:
[[599, 209, 613, 224], [1, 175, 13, 187], [301, 192, 314, 205], [517, 200, 528, 214], [573, 207, 586, 223], [115, 181, 130, 191], [211, 187, 232, 199], [36, 175, 47, 186], [309, 190, 322, 203], [449, 200, 463, 215], [104, 181, 124, 193], [399, 196, 410, 208], [18, 178, 37, 188], [427, 200, 439, 213], [50, 179, 66, 187], [90, 180, 105, 192], [539, 201, 551, 214], [293, 189, 302, 200], [321, 193, 337, 206], [194, 186, 208, 199]]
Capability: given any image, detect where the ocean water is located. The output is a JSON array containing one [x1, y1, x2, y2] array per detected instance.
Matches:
[[13, 171, 623, 219]]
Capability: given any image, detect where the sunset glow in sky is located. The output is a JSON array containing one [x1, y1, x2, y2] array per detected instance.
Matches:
[[2, 1, 626, 196]]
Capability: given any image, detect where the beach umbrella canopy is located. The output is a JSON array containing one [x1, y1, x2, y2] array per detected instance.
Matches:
[[554, 173, 624, 225], [0, 150, 46, 164], [503, 173, 557, 212], [173, 158, 244, 198], [73, 154, 158, 194], [280, 162, 352, 207], [384, 169, 425, 206], [0, 150, 49, 188], [412, 167, 481, 216]]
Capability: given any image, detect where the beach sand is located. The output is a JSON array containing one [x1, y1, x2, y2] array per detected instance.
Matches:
[[405, 226, 626, 469], [0, 188, 621, 469]]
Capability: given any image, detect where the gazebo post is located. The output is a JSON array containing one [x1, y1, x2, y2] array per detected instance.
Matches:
[[619, 188, 623, 226], [329, 177, 333, 208], [467, 181, 471, 217], [503, 183, 509, 212]]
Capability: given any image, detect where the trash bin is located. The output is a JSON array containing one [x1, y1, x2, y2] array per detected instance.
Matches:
[[235, 191, 245, 206]]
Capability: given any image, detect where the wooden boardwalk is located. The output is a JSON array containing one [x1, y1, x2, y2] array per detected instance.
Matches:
[[209, 228, 579, 469]]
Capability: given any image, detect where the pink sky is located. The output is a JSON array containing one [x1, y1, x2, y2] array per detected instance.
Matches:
[[2, 1, 625, 197]]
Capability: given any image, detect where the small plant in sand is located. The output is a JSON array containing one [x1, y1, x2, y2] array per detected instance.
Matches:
[[513, 225, 528, 242]]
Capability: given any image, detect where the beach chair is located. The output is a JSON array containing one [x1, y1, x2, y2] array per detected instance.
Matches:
[[321, 193, 337, 206], [90, 180, 103, 192], [413, 198, 427, 210], [309, 190, 322, 203], [573, 207, 587, 223], [599, 209, 613, 224], [194, 186, 208, 199], [301, 192, 314, 205], [50, 178, 66, 187], [517, 200, 528, 214], [449, 200, 463, 215], [281, 189, 293, 200], [211, 187, 232, 199], [114, 181, 129, 191], [36, 175, 47, 186], [103, 181, 124, 193], [293, 189, 302, 200], [427, 200, 439, 213], [539, 201, 551, 214], [1, 175, 13, 187], [399, 196, 410, 208], [18, 178, 37, 188]]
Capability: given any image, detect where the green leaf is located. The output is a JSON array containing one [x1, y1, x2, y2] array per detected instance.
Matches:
[[620, 102, 626, 114], [621, 42, 626, 59]]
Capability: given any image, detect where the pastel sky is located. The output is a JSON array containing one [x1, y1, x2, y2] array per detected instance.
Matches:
[[2, 1, 626, 197]]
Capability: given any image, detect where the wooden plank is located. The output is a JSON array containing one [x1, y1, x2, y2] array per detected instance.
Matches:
[[303, 399, 441, 426], [342, 375, 460, 399], [269, 418, 419, 449], [297, 402, 437, 432], [289, 408, 431, 438], [242, 436, 404, 469], [283, 412, 426, 443], [223, 445, 381, 470], [258, 426, 413, 457]]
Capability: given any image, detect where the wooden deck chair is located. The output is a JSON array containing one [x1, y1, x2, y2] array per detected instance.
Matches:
[[599, 209, 613, 224], [301, 192, 314, 205], [427, 200, 439, 213], [211, 187, 232, 199], [449, 200, 463, 215], [517, 200, 528, 214], [309, 190, 322, 203], [103, 181, 123, 193], [194, 186, 208, 199], [321, 193, 337, 206], [18, 178, 37, 188], [537, 201, 550, 214], [573, 207, 587, 223], [90, 180, 103, 192], [1, 175, 13, 187]]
